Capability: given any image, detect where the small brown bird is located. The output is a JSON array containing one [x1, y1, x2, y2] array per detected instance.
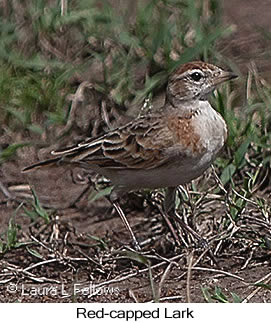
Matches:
[[23, 61, 237, 249]]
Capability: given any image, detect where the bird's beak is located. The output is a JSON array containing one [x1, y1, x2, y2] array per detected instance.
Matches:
[[214, 70, 238, 85]]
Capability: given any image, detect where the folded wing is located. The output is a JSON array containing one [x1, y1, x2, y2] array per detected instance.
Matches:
[[51, 115, 175, 170]]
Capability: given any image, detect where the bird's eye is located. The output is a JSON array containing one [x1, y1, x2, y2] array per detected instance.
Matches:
[[190, 72, 203, 82]]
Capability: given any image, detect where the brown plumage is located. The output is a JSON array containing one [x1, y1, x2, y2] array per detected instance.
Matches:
[[22, 61, 237, 248]]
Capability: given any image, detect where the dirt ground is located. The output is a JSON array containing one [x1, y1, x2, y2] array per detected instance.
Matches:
[[0, 0, 271, 303]]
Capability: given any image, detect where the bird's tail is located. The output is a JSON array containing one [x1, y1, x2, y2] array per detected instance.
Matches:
[[22, 157, 62, 173]]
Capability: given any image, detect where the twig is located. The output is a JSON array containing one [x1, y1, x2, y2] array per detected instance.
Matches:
[[23, 259, 59, 273], [157, 262, 174, 300], [29, 234, 54, 253], [60, 0, 67, 16], [186, 250, 194, 303], [242, 272, 271, 303], [241, 246, 256, 270], [175, 247, 213, 281], [148, 295, 184, 302], [190, 266, 244, 281], [75, 248, 104, 268], [0, 180, 12, 199], [57, 82, 94, 138], [2, 261, 61, 284], [89, 254, 184, 293], [128, 289, 139, 303], [231, 187, 258, 206], [101, 100, 113, 129]]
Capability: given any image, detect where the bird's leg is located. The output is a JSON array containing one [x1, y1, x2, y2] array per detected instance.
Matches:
[[164, 187, 207, 246], [109, 191, 140, 251], [70, 171, 140, 250], [162, 187, 182, 246], [169, 188, 219, 266], [164, 187, 177, 217]]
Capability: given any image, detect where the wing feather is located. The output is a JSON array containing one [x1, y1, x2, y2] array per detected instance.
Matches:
[[57, 115, 175, 170], [23, 114, 177, 172]]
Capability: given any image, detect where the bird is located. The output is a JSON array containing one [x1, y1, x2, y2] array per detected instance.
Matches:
[[22, 61, 238, 249]]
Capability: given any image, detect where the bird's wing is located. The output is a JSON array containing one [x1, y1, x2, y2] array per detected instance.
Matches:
[[52, 114, 176, 170]]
